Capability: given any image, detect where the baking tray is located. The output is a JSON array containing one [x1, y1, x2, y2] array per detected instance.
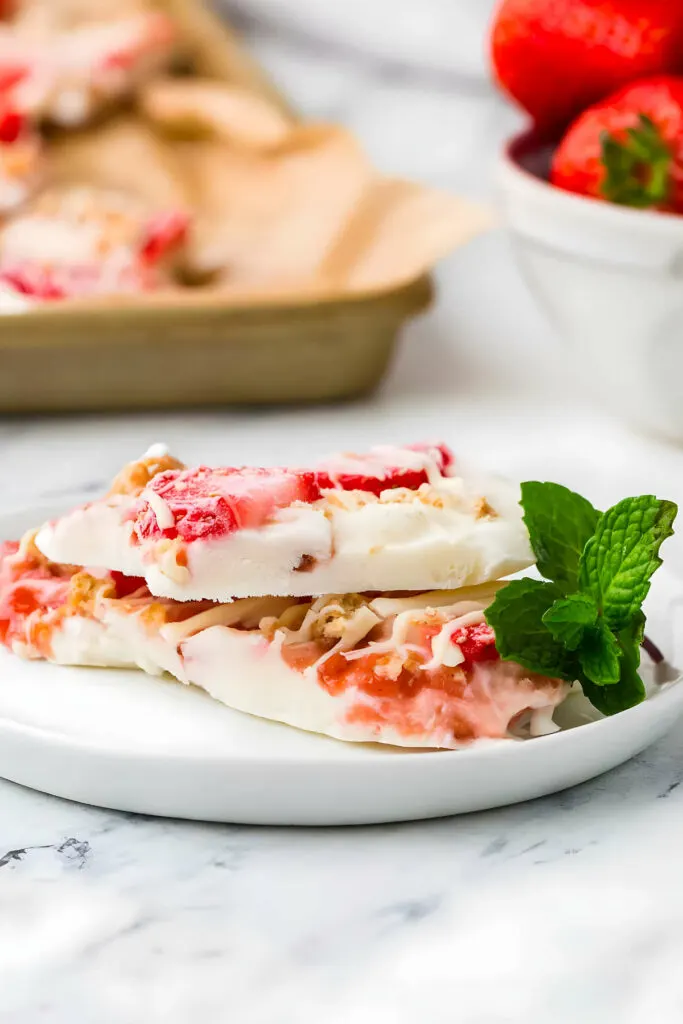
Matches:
[[0, 0, 433, 412]]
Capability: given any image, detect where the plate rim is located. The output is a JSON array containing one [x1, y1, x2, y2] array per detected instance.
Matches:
[[0, 662, 681, 769]]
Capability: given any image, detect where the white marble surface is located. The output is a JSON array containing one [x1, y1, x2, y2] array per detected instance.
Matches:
[[3, 3, 683, 1021]]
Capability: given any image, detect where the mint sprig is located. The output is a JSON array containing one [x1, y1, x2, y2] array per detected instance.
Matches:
[[485, 484, 677, 716], [577, 621, 621, 686], [542, 593, 598, 650], [581, 613, 647, 715], [579, 496, 677, 630], [521, 482, 599, 591]]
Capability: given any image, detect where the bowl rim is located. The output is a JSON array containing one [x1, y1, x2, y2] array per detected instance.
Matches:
[[501, 127, 683, 236]]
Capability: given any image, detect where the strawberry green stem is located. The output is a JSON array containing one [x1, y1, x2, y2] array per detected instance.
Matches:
[[600, 114, 673, 209]]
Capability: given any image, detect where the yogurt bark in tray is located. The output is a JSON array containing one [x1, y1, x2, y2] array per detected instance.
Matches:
[[36, 443, 533, 600], [0, 187, 189, 303], [0, 10, 176, 128]]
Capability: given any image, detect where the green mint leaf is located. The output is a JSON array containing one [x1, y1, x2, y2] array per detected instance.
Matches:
[[579, 614, 647, 715], [579, 496, 677, 630], [542, 593, 598, 650], [579, 670, 645, 716], [577, 622, 621, 685], [617, 613, 646, 683], [626, 609, 646, 651], [520, 482, 600, 592], [485, 578, 578, 681]]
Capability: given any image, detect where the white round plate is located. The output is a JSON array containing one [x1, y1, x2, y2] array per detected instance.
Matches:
[[1, 501, 683, 826]]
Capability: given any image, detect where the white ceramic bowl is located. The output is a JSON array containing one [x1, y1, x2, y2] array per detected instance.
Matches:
[[499, 131, 683, 441]]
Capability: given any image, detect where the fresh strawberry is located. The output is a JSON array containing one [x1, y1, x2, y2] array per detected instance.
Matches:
[[491, 0, 683, 130], [136, 467, 322, 542], [551, 76, 683, 211]]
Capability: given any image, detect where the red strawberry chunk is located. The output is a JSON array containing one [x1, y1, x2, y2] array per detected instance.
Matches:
[[315, 468, 431, 496], [0, 544, 69, 649], [138, 493, 241, 543], [136, 466, 323, 543], [407, 442, 454, 473], [0, 259, 157, 302], [1, 579, 64, 617], [451, 622, 499, 671], [110, 570, 147, 598], [315, 442, 455, 495], [0, 62, 28, 94], [139, 210, 189, 266], [0, 264, 66, 300], [0, 108, 23, 144]]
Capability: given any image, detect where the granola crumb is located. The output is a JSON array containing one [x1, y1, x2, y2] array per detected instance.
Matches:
[[474, 497, 497, 520], [377, 484, 447, 509], [68, 571, 115, 612], [311, 594, 367, 642], [322, 491, 372, 511], [422, 609, 443, 624], [139, 601, 177, 629], [108, 453, 185, 497]]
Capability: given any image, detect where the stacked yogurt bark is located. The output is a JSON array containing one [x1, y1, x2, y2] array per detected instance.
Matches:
[[0, 443, 574, 748]]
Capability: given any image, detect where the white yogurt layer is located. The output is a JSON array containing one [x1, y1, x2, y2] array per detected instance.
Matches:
[[36, 473, 533, 601], [14, 600, 564, 750]]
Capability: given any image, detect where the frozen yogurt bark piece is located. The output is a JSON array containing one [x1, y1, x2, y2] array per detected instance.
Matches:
[[0, 538, 567, 749], [36, 443, 534, 600]]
